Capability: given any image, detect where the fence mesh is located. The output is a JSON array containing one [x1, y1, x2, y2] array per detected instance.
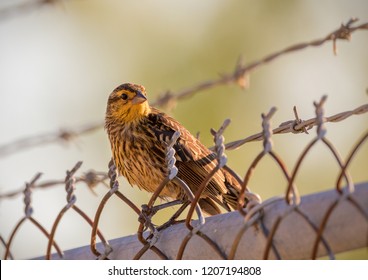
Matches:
[[0, 18, 367, 260], [1, 93, 367, 260]]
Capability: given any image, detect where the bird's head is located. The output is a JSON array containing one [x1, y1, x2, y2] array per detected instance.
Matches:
[[106, 83, 151, 123]]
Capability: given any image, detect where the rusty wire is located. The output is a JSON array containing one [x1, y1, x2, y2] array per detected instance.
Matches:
[[44, 161, 111, 260], [3, 173, 63, 260], [228, 96, 368, 260], [90, 159, 141, 260]]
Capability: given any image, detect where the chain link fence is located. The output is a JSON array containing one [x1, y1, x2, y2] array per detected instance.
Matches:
[[1, 93, 367, 260]]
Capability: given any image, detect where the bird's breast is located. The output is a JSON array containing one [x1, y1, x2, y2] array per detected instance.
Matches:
[[110, 125, 175, 195]]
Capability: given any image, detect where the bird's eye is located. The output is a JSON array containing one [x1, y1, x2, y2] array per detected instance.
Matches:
[[121, 93, 128, 100]]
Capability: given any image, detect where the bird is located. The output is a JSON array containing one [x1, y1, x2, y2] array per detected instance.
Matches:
[[105, 83, 245, 215]]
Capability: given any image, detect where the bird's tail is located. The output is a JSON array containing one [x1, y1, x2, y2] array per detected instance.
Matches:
[[198, 198, 222, 216], [222, 166, 248, 211], [198, 167, 248, 215]]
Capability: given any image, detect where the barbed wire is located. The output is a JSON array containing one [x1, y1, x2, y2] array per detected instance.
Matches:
[[152, 18, 368, 109], [0, 122, 103, 158], [223, 103, 368, 151], [0, 168, 108, 199], [0, 18, 367, 158]]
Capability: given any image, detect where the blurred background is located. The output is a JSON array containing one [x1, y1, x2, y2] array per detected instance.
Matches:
[[0, 0, 367, 259]]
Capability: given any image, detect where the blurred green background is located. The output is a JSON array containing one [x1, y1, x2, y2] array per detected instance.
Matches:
[[0, 0, 367, 259]]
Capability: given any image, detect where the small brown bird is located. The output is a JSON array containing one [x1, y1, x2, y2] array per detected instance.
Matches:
[[105, 83, 244, 215]]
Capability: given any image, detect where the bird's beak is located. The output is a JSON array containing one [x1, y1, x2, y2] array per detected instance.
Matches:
[[131, 91, 147, 105]]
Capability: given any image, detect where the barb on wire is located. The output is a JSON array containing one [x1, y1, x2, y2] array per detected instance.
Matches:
[[284, 96, 348, 202], [79, 170, 109, 195], [298, 96, 353, 194], [278, 106, 311, 135]]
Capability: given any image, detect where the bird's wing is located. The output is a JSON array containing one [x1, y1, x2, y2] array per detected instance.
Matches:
[[147, 108, 229, 197], [147, 108, 200, 162], [147, 108, 217, 163]]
